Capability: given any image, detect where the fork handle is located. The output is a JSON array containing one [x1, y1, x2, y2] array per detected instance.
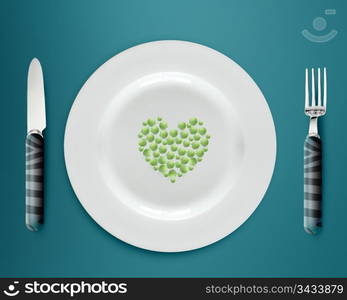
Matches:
[[304, 135, 322, 234]]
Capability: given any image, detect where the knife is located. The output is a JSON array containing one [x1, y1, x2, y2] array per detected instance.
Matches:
[[26, 58, 46, 231]]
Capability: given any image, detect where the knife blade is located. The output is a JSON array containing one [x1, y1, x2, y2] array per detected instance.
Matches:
[[26, 58, 46, 231]]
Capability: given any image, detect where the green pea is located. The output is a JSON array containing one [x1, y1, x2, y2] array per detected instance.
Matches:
[[170, 129, 178, 137], [183, 140, 190, 147], [175, 138, 182, 144], [169, 169, 176, 176], [150, 143, 157, 151], [138, 134, 143, 138], [147, 118, 156, 126], [190, 158, 197, 165], [160, 131, 168, 138], [162, 140, 167, 145], [180, 165, 188, 174], [141, 127, 149, 135], [138, 147, 144, 152], [150, 159, 157, 166], [159, 164, 167, 174], [158, 156, 166, 164], [159, 121, 168, 130], [201, 138, 209, 147], [155, 137, 162, 144], [192, 142, 200, 149], [175, 161, 181, 168], [153, 152, 160, 158], [189, 126, 197, 134], [181, 157, 189, 164], [147, 134, 154, 142], [187, 150, 195, 157], [159, 146, 167, 154], [171, 145, 178, 152], [178, 148, 186, 156], [167, 137, 174, 145], [151, 126, 159, 134], [196, 149, 204, 157], [178, 122, 186, 130], [189, 118, 198, 126], [199, 127, 207, 135], [157, 117, 162, 121], [167, 161, 175, 169], [143, 149, 151, 157], [194, 134, 200, 141], [169, 170, 177, 183], [180, 131, 188, 139], [198, 121, 203, 125], [167, 152, 175, 160], [139, 139, 147, 147]]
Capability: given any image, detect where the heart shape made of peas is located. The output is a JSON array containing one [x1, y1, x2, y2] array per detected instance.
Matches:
[[138, 117, 210, 183]]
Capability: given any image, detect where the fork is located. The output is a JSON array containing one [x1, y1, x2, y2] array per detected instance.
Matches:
[[304, 67, 327, 234]]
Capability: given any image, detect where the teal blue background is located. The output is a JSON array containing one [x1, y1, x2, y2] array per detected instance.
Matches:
[[1, 0, 346, 277]]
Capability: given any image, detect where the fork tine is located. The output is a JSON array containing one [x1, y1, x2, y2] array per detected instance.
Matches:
[[311, 68, 316, 106], [317, 68, 322, 106], [324, 67, 327, 108], [305, 68, 309, 108]]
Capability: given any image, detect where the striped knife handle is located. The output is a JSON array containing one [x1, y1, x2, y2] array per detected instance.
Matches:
[[304, 135, 322, 234], [25, 132, 44, 231]]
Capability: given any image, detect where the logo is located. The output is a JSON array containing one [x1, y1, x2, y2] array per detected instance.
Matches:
[[3, 280, 127, 297], [3, 281, 20, 297], [302, 9, 338, 43]]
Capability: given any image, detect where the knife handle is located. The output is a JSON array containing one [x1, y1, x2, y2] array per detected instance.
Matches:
[[304, 135, 322, 234], [25, 131, 44, 231]]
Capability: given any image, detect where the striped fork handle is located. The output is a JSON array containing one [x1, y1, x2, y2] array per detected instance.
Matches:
[[304, 135, 322, 234], [25, 132, 44, 231]]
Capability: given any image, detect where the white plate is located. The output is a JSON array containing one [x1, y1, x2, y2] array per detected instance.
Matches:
[[64, 41, 276, 252]]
